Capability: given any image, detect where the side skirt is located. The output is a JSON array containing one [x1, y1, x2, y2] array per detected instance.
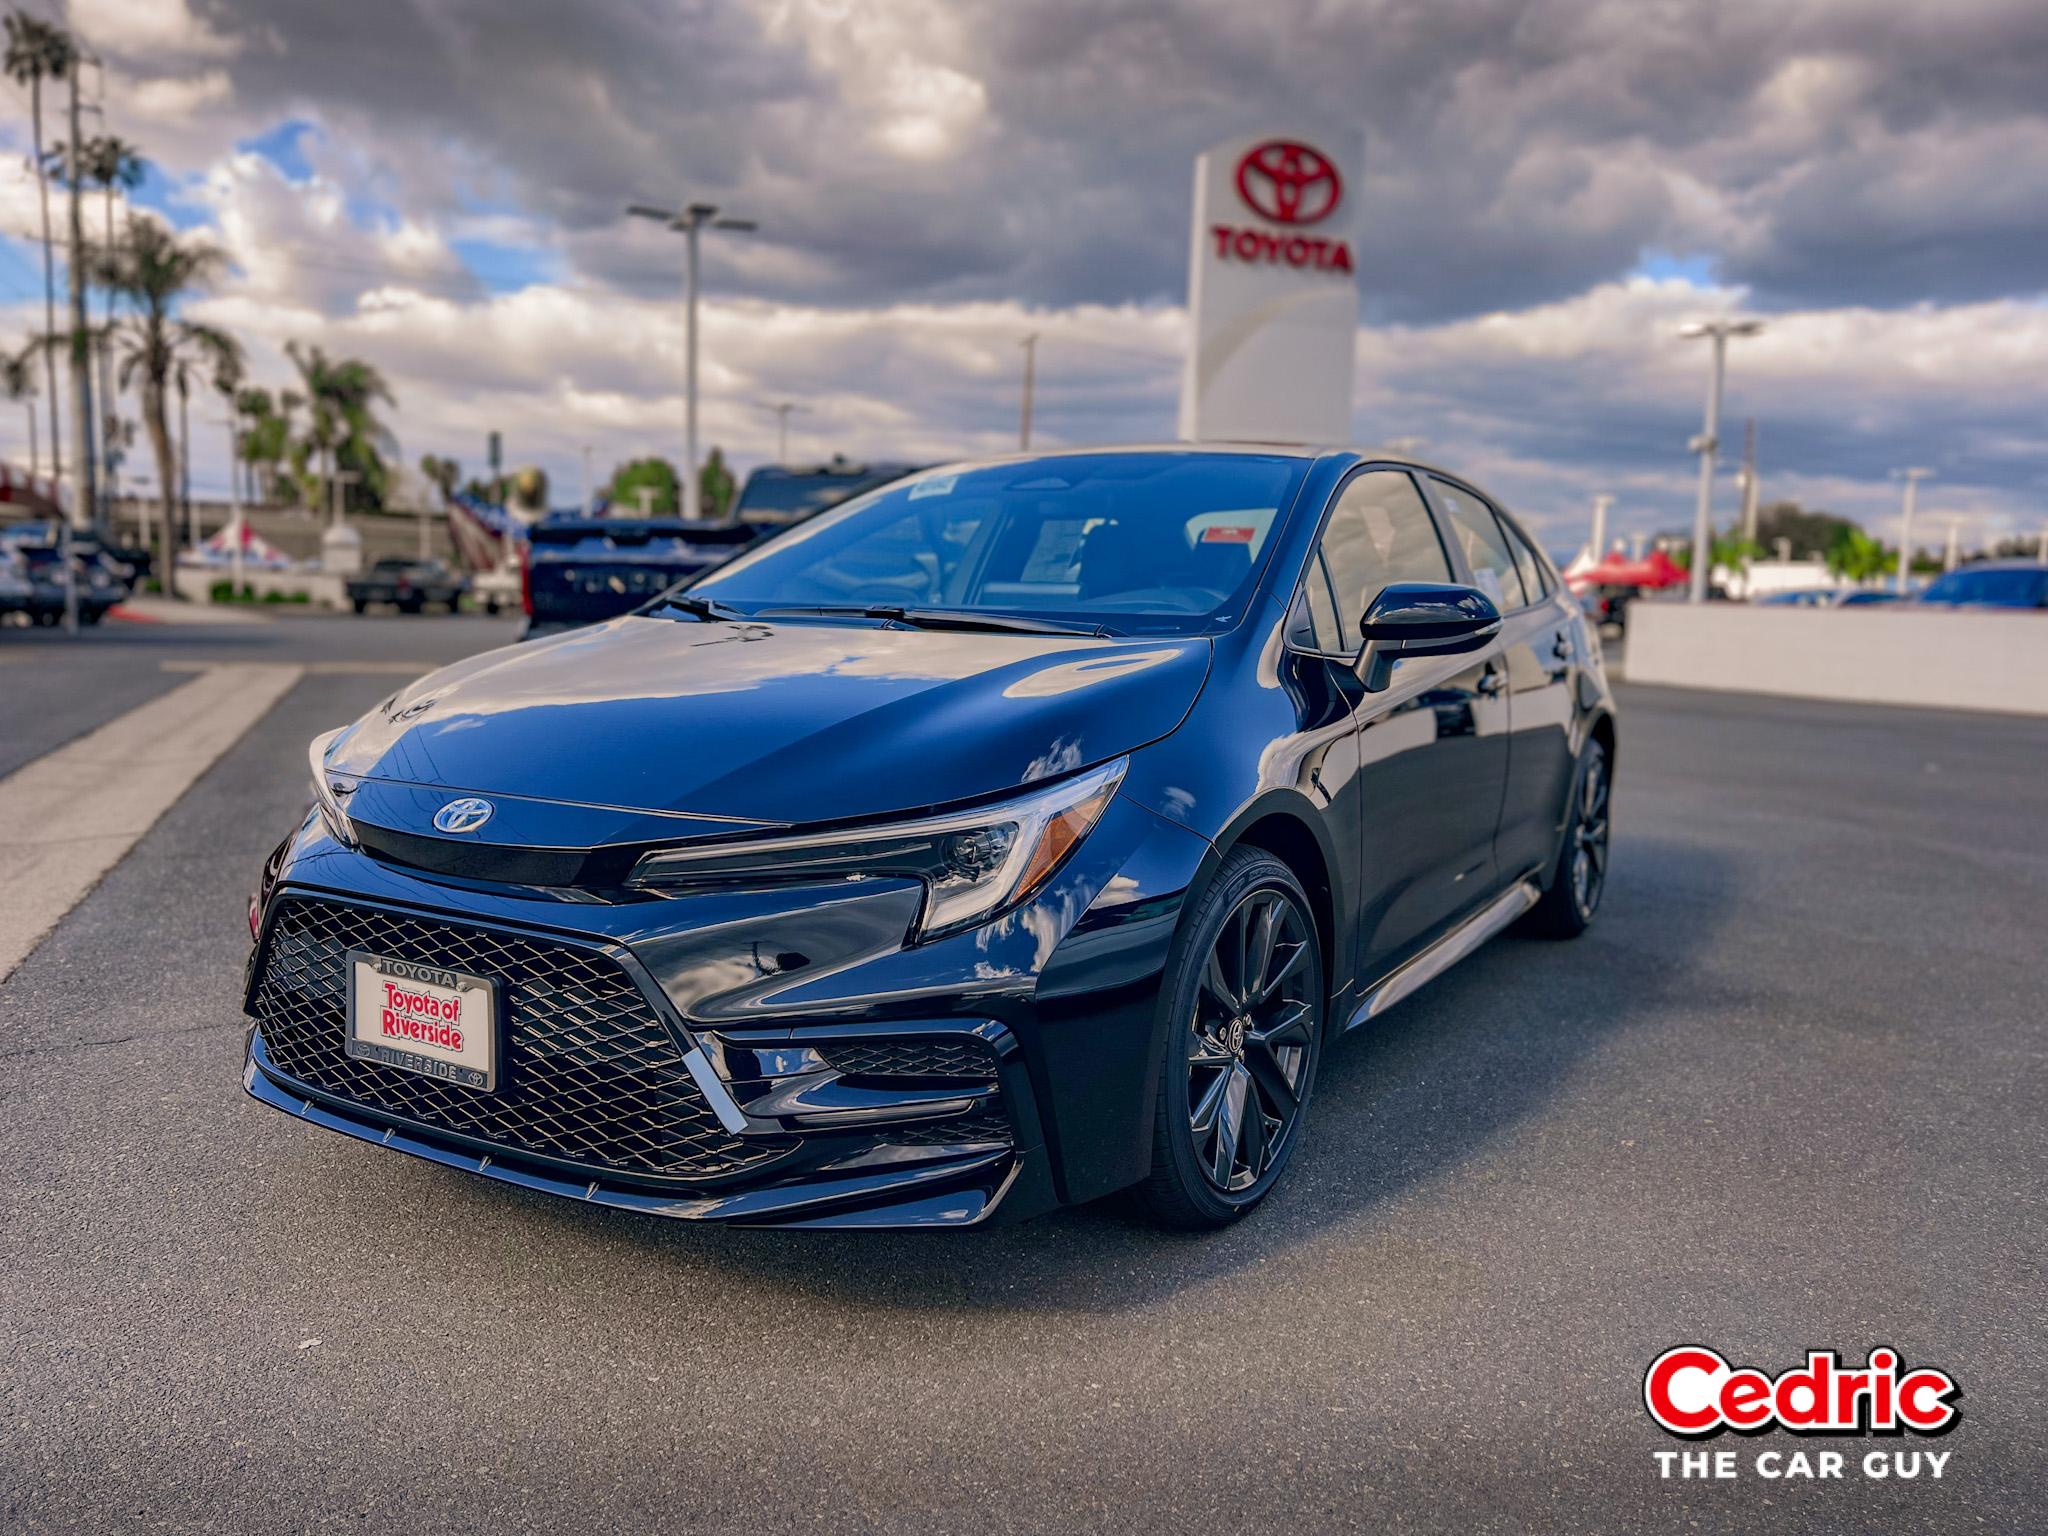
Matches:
[[1341, 879, 1540, 1032]]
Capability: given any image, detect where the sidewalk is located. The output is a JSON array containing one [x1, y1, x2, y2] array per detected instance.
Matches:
[[106, 596, 271, 627]]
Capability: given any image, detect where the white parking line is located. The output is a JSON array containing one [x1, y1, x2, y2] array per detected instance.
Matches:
[[0, 662, 304, 981]]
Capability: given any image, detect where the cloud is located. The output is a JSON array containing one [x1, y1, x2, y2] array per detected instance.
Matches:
[[0, 0, 2032, 563]]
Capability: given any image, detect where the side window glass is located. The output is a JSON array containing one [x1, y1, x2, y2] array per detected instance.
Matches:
[[1503, 516, 1547, 600], [1432, 479, 1527, 609], [1286, 554, 1348, 653], [1310, 471, 1453, 655]]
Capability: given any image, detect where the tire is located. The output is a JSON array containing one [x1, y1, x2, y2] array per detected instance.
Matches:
[[1135, 847, 1325, 1230], [1525, 736, 1611, 938]]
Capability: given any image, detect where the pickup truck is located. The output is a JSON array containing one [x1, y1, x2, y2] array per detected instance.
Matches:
[[519, 459, 919, 639], [347, 558, 469, 614]]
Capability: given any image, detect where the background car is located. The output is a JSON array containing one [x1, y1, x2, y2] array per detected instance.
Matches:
[[1916, 560, 2048, 609], [15, 540, 126, 625], [0, 542, 33, 621], [346, 558, 469, 614], [519, 457, 921, 638]]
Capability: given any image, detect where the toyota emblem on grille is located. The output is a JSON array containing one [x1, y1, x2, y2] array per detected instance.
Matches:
[[433, 797, 495, 834]]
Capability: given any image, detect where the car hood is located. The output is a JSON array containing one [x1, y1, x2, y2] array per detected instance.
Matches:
[[327, 614, 1209, 832]]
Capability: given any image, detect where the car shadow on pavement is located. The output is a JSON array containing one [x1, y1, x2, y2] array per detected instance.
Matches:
[[453, 834, 1741, 1311]]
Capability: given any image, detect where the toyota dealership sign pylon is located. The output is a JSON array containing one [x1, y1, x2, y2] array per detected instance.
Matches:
[[1178, 130, 1362, 444]]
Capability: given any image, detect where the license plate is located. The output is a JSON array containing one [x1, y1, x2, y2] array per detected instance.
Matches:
[[345, 950, 498, 1092]]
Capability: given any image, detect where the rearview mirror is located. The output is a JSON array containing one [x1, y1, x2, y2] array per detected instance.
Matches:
[[1357, 582, 1502, 693]]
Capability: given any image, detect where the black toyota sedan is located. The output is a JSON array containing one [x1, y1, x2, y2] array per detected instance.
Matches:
[[243, 446, 1615, 1229]]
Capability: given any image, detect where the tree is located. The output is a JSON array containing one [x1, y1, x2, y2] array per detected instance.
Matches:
[[285, 340, 396, 512], [234, 386, 291, 502], [2, 344, 36, 477], [1825, 526, 1894, 585], [1752, 500, 1861, 561], [74, 134, 146, 495], [5, 11, 74, 480], [699, 446, 736, 520], [608, 456, 679, 516], [94, 213, 242, 579], [419, 453, 461, 501]]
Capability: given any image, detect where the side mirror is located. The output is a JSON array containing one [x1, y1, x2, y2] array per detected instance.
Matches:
[[1357, 582, 1502, 692]]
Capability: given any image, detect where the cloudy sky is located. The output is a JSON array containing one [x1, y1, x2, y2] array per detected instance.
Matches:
[[1, 0, 2045, 552]]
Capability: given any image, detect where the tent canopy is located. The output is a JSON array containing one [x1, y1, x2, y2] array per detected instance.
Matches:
[[1566, 547, 1688, 590]]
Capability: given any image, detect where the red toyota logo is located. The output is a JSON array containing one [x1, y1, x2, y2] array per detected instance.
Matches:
[[1234, 139, 1342, 226]]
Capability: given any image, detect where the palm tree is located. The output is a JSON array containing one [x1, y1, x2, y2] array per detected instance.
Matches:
[[95, 213, 242, 578], [419, 453, 460, 501], [2, 345, 37, 477], [286, 341, 396, 514], [5, 12, 75, 480], [1826, 527, 1894, 586], [76, 134, 146, 497]]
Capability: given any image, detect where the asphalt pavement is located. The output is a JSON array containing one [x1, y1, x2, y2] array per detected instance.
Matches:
[[1, 611, 2042, 1533]]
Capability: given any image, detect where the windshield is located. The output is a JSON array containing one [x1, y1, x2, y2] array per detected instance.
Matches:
[[690, 451, 1309, 636]]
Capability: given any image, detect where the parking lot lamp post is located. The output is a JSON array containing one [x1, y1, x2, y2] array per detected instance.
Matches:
[[626, 202, 758, 522], [1679, 319, 1763, 603], [1891, 468, 1933, 595], [1590, 493, 1612, 558]]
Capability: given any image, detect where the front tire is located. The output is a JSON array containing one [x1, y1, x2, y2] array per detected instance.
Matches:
[[1526, 737, 1610, 938], [1136, 848, 1324, 1230]]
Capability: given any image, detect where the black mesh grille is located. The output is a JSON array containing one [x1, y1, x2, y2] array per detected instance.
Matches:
[[250, 896, 787, 1180], [816, 1036, 999, 1081], [889, 1111, 1012, 1147]]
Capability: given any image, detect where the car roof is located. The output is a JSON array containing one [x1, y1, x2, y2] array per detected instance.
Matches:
[[1942, 558, 2048, 572]]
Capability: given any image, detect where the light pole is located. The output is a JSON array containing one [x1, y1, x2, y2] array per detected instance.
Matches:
[[1019, 334, 1039, 450], [766, 401, 808, 466], [216, 409, 244, 595], [1891, 467, 1934, 595], [1679, 318, 1763, 603], [580, 443, 594, 516], [627, 201, 758, 521], [1590, 493, 1613, 559]]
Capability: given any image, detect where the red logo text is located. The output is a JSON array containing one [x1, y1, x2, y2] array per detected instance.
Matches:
[[1645, 1347, 1960, 1438]]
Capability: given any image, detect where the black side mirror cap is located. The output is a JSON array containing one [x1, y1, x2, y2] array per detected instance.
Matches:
[[1357, 582, 1502, 692]]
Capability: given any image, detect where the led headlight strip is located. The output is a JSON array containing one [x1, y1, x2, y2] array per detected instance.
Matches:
[[626, 756, 1128, 939]]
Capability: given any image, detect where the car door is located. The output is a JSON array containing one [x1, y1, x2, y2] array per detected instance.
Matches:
[[1426, 478, 1577, 887], [1285, 467, 1513, 985]]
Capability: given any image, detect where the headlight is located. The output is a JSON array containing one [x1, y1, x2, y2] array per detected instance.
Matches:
[[625, 756, 1127, 940], [308, 726, 359, 848]]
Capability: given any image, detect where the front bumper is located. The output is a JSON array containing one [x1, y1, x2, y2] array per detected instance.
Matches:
[[240, 793, 1209, 1228]]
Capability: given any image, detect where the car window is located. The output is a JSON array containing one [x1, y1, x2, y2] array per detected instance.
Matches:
[[1299, 470, 1453, 654], [1502, 517, 1549, 599], [1287, 553, 1349, 652], [1432, 479, 1528, 610]]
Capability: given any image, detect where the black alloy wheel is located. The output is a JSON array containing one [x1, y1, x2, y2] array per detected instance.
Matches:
[[1138, 848, 1323, 1228], [1527, 737, 1610, 938]]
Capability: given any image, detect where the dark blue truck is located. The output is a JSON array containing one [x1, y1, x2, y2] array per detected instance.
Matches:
[[519, 459, 919, 639]]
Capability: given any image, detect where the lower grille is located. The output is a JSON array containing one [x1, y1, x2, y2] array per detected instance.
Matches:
[[249, 896, 786, 1180], [889, 1111, 1012, 1147], [816, 1036, 999, 1081]]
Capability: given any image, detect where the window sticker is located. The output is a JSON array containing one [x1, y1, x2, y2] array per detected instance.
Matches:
[[908, 474, 958, 500]]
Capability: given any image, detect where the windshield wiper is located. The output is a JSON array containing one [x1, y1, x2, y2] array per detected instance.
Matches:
[[648, 593, 750, 623], [751, 603, 1116, 637]]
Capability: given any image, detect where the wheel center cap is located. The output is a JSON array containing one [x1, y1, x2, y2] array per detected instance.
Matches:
[[1226, 1016, 1249, 1055]]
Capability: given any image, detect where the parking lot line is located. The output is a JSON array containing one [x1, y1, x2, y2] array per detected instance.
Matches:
[[0, 662, 303, 980]]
